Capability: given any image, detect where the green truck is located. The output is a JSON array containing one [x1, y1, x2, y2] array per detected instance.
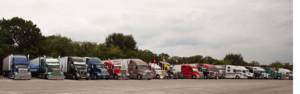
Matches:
[[264, 67, 284, 79]]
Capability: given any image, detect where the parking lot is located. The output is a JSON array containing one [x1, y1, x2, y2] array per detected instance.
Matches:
[[0, 76, 293, 94]]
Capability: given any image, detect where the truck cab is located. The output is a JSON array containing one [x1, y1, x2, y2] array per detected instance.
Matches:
[[181, 65, 200, 79], [149, 64, 165, 79], [264, 67, 283, 79], [103, 60, 129, 80], [237, 66, 253, 79], [278, 68, 293, 80], [60, 57, 90, 80], [197, 64, 218, 79], [157, 62, 173, 79], [3, 55, 31, 80], [38, 56, 64, 80], [253, 67, 269, 79], [85, 57, 109, 80], [127, 59, 153, 80], [224, 65, 247, 79]]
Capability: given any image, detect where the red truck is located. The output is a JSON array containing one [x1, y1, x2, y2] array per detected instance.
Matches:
[[174, 64, 200, 79], [102, 60, 129, 80], [197, 64, 219, 79]]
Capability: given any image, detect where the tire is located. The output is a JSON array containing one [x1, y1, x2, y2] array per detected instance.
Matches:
[[3, 72, 5, 77], [277, 76, 281, 80], [94, 75, 97, 80], [114, 75, 118, 80], [235, 76, 239, 79], [148, 78, 151, 80], [46, 75, 49, 80], [137, 75, 142, 80], [156, 75, 160, 79], [289, 77, 293, 80], [192, 75, 196, 79], [73, 74, 76, 80]]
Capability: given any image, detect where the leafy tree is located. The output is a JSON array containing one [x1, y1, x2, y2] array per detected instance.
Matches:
[[105, 33, 137, 51], [248, 61, 260, 66], [205, 56, 216, 64], [42, 34, 73, 57], [269, 61, 283, 71], [212, 60, 232, 65], [224, 53, 244, 65]]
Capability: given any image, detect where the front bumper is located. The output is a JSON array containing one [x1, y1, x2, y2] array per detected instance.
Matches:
[[97, 75, 110, 79], [117, 75, 129, 80], [48, 76, 64, 80], [14, 75, 31, 80], [142, 75, 153, 79], [78, 75, 90, 79]]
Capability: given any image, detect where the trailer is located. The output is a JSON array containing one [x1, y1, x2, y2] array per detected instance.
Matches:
[[3, 54, 31, 80], [59, 56, 90, 80], [173, 64, 200, 79], [223, 65, 247, 79], [30, 56, 64, 80], [84, 57, 109, 80]]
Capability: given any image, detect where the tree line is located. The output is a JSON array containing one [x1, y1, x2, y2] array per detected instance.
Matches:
[[0, 17, 293, 74]]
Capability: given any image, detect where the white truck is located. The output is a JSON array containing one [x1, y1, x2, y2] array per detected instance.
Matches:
[[30, 56, 64, 80], [236, 66, 254, 79], [59, 57, 90, 80], [3, 54, 31, 80], [149, 64, 165, 79], [224, 65, 247, 79], [252, 67, 269, 79], [278, 68, 293, 80]]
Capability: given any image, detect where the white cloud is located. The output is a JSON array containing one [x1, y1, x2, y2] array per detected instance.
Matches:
[[0, 0, 293, 65]]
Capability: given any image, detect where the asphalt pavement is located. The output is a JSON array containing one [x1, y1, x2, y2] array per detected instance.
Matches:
[[0, 76, 293, 94]]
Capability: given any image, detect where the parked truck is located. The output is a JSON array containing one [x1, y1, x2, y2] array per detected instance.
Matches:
[[224, 65, 247, 79], [59, 57, 90, 80], [173, 64, 200, 79], [263, 67, 284, 80], [30, 56, 64, 80], [237, 66, 253, 79], [278, 68, 293, 80], [149, 63, 165, 79], [3, 54, 31, 80], [245, 66, 269, 79], [121, 59, 152, 80], [214, 65, 225, 79], [197, 64, 218, 79], [84, 57, 109, 80], [102, 59, 129, 80], [157, 62, 174, 79]]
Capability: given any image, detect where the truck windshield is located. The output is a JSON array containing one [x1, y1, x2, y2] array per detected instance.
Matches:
[[48, 65, 59, 72], [192, 68, 198, 71], [242, 70, 249, 73], [95, 64, 104, 68], [74, 65, 86, 69], [260, 71, 266, 73], [137, 66, 148, 70], [289, 72, 293, 74], [15, 64, 28, 68], [169, 67, 173, 71], [235, 70, 242, 72], [155, 68, 161, 70], [208, 69, 215, 72]]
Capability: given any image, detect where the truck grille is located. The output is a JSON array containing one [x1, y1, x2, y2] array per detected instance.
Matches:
[[80, 70, 87, 76], [121, 70, 126, 75], [19, 69, 27, 76], [146, 72, 151, 76], [52, 69, 60, 76], [102, 70, 108, 75]]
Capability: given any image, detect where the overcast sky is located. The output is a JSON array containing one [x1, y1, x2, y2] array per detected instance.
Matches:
[[0, 0, 293, 65]]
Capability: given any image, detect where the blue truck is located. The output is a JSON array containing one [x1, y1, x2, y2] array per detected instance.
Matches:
[[3, 54, 31, 80], [84, 57, 109, 80]]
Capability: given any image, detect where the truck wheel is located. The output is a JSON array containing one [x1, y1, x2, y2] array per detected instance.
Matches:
[[137, 75, 142, 80], [156, 75, 160, 79], [235, 76, 239, 79], [94, 75, 97, 80], [73, 74, 76, 80], [114, 75, 118, 80], [192, 75, 196, 79], [46, 75, 49, 80], [289, 77, 293, 80], [148, 78, 151, 80]]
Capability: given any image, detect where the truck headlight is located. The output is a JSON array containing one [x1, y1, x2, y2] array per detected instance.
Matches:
[[98, 74, 100, 76], [14, 72, 18, 75], [28, 72, 31, 75], [76, 73, 80, 76]]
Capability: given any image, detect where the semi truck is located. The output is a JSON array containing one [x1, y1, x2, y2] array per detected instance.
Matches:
[[245, 66, 269, 79], [102, 59, 129, 80], [237, 66, 254, 79], [224, 65, 247, 79], [149, 63, 165, 79], [120, 59, 152, 80], [3, 54, 31, 80], [278, 68, 293, 80], [30, 56, 64, 80], [173, 64, 200, 79], [84, 57, 109, 80], [264, 67, 284, 80], [197, 64, 218, 79], [214, 65, 225, 79], [157, 62, 174, 79], [59, 56, 90, 80]]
